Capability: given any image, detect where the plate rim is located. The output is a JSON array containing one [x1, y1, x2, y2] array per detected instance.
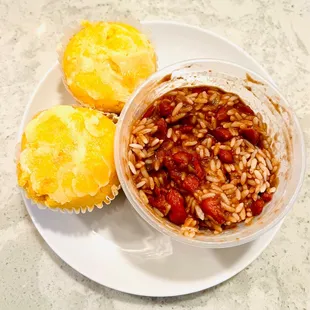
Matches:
[[142, 20, 276, 86], [19, 20, 283, 297]]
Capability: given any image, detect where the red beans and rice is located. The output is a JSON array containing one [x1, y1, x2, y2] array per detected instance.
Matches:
[[128, 87, 279, 237]]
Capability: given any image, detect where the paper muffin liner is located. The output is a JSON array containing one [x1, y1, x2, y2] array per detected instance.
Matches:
[[57, 18, 158, 114], [19, 180, 121, 214]]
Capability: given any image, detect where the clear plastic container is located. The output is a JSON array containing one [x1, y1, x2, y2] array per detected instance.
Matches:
[[114, 59, 305, 248]]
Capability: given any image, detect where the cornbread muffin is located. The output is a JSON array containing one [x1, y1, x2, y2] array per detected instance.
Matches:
[[17, 105, 119, 212], [62, 21, 157, 113]]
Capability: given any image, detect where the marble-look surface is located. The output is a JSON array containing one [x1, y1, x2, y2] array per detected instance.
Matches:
[[1, 0, 309, 309]]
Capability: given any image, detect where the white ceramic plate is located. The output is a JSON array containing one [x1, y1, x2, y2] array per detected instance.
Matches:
[[19, 21, 282, 297]]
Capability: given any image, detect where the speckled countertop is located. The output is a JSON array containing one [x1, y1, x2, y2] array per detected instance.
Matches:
[[1, 0, 310, 309]]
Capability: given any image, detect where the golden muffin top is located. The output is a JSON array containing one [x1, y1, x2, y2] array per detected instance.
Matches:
[[62, 21, 157, 113], [17, 105, 118, 209]]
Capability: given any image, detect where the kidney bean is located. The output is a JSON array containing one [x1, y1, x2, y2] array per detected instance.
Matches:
[[166, 189, 187, 225], [250, 199, 265, 216], [149, 194, 169, 215], [241, 128, 260, 145], [179, 125, 194, 133], [169, 170, 183, 185], [181, 115, 195, 126], [201, 197, 225, 224], [183, 174, 200, 193], [155, 118, 168, 139], [218, 149, 234, 164], [192, 156, 205, 180], [154, 187, 168, 196], [143, 105, 157, 118], [159, 101, 174, 117], [164, 156, 176, 171], [261, 192, 273, 202], [172, 151, 192, 168], [212, 127, 232, 142], [216, 106, 230, 122], [236, 102, 254, 115]]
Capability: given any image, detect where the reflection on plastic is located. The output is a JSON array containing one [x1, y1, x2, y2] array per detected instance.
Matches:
[[89, 192, 173, 260]]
